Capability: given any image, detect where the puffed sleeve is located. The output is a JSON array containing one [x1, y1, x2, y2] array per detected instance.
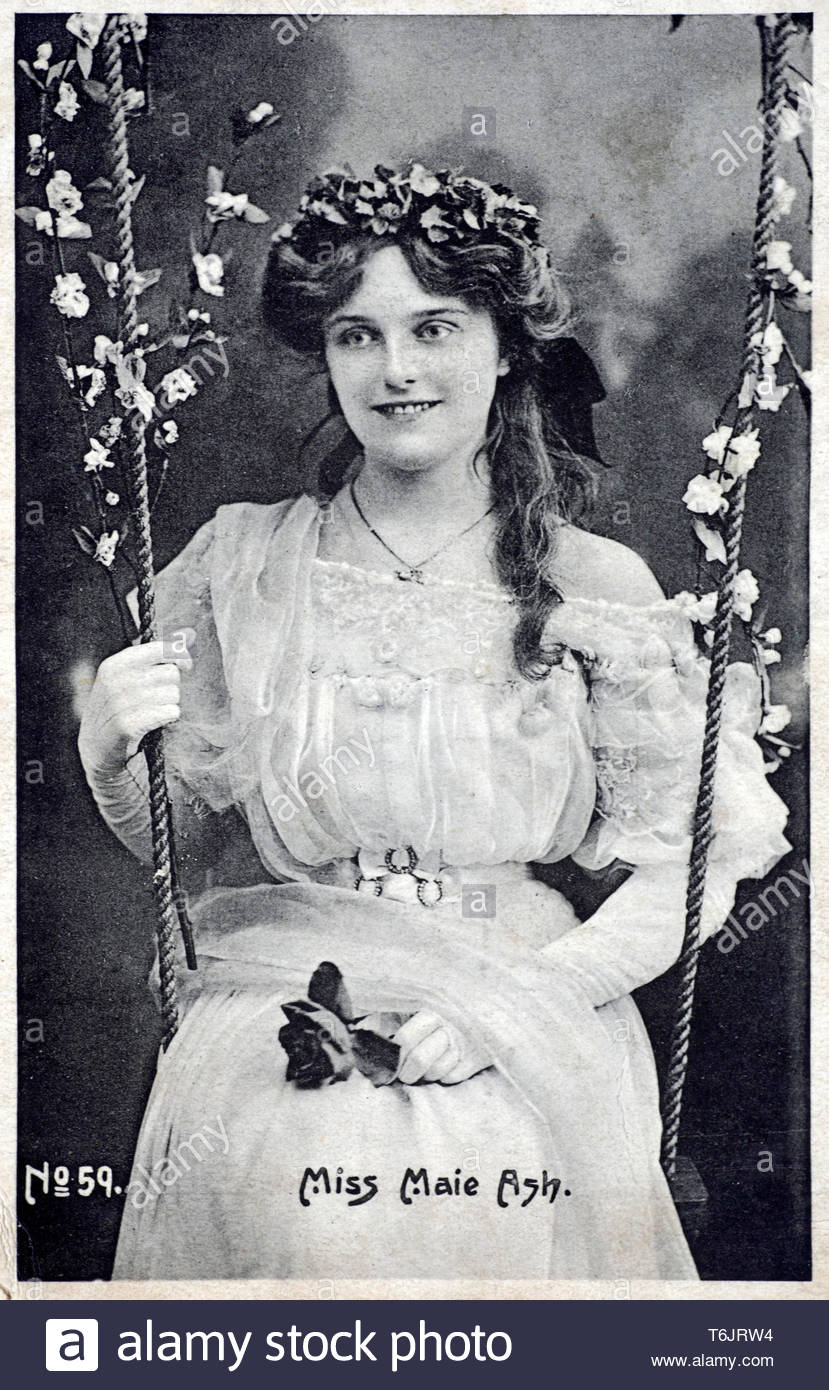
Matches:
[[569, 605, 791, 882], [541, 598, 793, 1005]]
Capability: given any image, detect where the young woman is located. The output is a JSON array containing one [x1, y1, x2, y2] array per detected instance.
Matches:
[[78, 163, 791, 1281]]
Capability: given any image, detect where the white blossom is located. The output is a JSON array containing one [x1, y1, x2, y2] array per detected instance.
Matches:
[[734, 568, 760, 622], [409, 163, 442, 197], [765, 240, 794, 276], [772, 175, 797, 217], [683, 474, 726, 516], [125, 14, 148, 44], [160, 368, 198, 406], [702, 424, 733, 465], [83, 438, 113, 473], [50, 271, 89, 317], [192, 249, 225, 297], [55, 81, 80, 122], [778, 105, 803, 143], [756, 371, 791, 413], [787, 268, 812, 295], [94, 529, 119, 568], [247, 101, 274, 123], [760, 703, 791, 735], [113, 353, 155, 421], [33, 43, 53, 72], [93, 335, 119, 365], [760, 320, 784, 366], [206, 190, 249, 222], [703, 425, 761, 475], [727, 429, 761, 475], [79, 366, 106, 407], [56, 357, 105, 407], [26, 133, 46, 176], [103, 261, 120, 297], [46, 170, 84, 218], [99, 416, 123, 445], [66, 13, 105, 49]]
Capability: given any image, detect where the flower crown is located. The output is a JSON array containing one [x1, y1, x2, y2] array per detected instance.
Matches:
[[273, 161, 548, 262]]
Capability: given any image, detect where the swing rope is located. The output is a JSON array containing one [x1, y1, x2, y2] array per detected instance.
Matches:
[[660, 12, 797, 1179], [103, 16, 194, 1049]]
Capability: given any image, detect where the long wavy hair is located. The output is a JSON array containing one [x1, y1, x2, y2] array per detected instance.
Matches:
[[262, 225, 600, 680]]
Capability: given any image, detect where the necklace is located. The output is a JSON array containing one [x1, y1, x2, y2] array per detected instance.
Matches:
[[349, 480, 495, 583]]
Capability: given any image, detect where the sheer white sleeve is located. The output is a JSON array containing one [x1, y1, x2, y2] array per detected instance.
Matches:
[[79, 514, 226, 864], [541, 599, 792, 1006]]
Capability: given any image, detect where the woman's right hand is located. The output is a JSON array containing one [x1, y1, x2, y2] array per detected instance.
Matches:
[[394, 1010, 492, 1085], [78, 640, 192, 779]]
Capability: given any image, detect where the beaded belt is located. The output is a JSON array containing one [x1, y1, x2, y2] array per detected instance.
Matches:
[[353, 846, 459, 909]]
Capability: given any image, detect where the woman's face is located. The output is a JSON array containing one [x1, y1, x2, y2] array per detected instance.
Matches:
[[323, 244, 509, 475]]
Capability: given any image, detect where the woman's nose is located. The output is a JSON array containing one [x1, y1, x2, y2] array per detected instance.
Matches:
[[381, 335, 418, 389]]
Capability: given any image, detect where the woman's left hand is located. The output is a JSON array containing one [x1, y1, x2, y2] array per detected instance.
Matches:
[[394, 1011, 492, 1085]]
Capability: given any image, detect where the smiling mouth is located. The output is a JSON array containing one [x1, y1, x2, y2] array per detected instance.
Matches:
[[372, 400, 441, 416]]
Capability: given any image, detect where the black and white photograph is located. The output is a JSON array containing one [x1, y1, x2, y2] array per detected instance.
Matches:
[[11, 6, 813, 1293]]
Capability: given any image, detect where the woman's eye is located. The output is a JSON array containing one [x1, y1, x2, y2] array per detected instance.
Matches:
[[417, 321, 455, 341], [338, 327, 374, 348]]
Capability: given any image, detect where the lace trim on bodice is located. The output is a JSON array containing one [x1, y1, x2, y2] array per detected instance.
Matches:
[[310, 557, 700, 677], [308, 558, 589, 735]]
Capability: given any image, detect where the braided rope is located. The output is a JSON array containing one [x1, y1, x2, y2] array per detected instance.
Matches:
[[102, 16, 189, 1048], [660, 14, 797, 1178]]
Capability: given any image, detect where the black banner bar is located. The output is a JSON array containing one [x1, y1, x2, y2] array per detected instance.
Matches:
[[2, 1298, 821, 1386]]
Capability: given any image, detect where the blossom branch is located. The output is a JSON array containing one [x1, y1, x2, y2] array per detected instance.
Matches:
[[680, 15, 810, 769], [16, 13, 279, 612]]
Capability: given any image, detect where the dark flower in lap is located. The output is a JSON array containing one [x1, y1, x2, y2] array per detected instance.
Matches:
[[278, 961, 403, 1089]]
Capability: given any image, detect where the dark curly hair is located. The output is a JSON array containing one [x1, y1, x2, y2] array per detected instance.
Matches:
[[262, 224, 600, 680]]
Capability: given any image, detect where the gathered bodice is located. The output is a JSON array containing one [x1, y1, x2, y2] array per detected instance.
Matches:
[[151, 495, 790, 891], [279, 557, 598, 868]]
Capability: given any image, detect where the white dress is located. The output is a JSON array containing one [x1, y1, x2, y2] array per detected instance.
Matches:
[[109, 494, 791, 1281]]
